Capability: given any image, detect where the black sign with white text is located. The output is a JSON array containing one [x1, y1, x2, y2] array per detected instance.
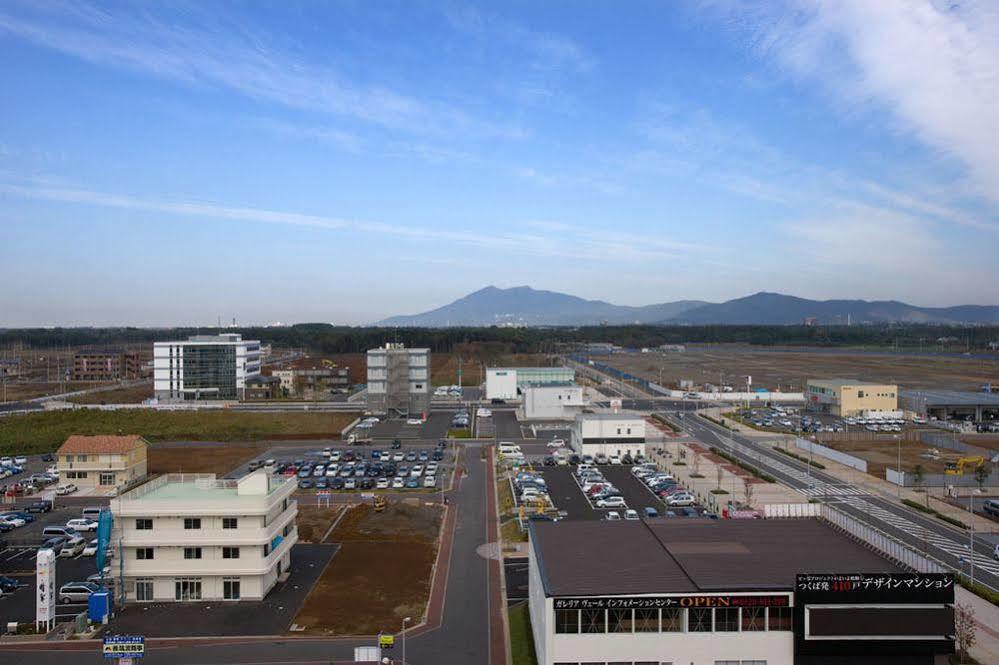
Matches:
[[553, 594, 789, 611]]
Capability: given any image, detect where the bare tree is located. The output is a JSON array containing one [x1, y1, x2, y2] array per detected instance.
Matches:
[[954, 603, 977, 664], [743, 478, 755, 508], [692, 451, 701, 476]]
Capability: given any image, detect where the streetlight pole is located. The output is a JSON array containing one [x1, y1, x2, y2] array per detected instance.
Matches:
[[896, 435, 901, 498], [402, 616, 411, 663], [969, 490, 981, 588]]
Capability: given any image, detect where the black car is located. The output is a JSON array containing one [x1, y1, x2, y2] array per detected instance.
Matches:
[[41, 454, 55, 462], [543, 456, 556, 466], [359, 478, 375, 490], [330, 478, 345, 490], [391, 439, 402, 449], [298, 479, 314, 490], [621, 454, 633, 465], [248, 460, 264, 471], [26, 500, 53, 513], [569, 454, 580, 465], [432, 450, 444, 461], [0, 522, 13, 533]]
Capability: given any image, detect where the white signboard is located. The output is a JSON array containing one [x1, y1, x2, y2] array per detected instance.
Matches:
[[747, 375, 752, 387], [610, 399, 622, 413], [36, 548, 56, 629]]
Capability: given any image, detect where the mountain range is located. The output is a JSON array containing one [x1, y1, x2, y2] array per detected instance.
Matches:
[[373, 286, 999, 327]]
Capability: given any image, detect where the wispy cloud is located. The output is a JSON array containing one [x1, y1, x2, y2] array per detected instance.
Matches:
[[0, 1, 525, 141]]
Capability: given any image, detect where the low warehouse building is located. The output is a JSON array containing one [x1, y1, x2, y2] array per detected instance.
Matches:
[[805, 379, 897, 417], [486, 366, 576, 401], [521, 383, 586, 420], [901, 389, 999, 423], [529, 519, 954, 665], [570, 413, 645, 458]]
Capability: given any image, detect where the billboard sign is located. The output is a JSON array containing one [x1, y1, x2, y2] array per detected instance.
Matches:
[[554, 594, 789, 610], [36, 548, 56, 629], [103, 635, 145, 659], [96, 508, 113, 572]]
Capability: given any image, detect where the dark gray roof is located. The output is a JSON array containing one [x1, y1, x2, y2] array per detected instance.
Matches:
[[901, 389, 999, 407], [531, 519, 901, 596]]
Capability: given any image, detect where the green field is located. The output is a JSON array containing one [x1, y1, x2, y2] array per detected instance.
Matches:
[[508, 602, 539, 665], [0, 409, 359, 455]]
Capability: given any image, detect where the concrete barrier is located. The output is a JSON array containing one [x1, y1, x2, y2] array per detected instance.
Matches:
[[794, 437, 868, 473]]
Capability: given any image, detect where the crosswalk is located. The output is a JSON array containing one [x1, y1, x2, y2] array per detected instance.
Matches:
[[795, 484, 870, 497], [837, 495, 999, 578]]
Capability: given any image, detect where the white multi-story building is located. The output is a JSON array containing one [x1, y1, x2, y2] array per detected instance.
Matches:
[[110, 472, 297, 602], [570, 413, 646, 458], [153, 334, 261, 402], [485, 366, 576, 401], [366, 343, 430, 415], [521, 383, 586, 420]]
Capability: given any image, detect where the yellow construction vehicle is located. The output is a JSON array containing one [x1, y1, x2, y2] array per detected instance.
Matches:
[[373, 496, 387, 512], [944, 456, 985, 475]]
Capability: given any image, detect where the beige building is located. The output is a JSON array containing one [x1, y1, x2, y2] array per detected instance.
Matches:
[[110, 471, 297, 602], [806, 379, 898, 416], [57, 435, 149, 492]]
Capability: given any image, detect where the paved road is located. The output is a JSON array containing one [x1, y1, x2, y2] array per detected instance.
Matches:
[[680, 415, 999, 592]]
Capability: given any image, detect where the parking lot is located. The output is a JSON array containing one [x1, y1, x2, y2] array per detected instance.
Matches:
[[359, 412, 453, 441]]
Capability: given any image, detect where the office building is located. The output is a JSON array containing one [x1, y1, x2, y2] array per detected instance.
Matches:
[[244, 375, 282, 400], [570, 413, 646, 458], [57, 435, 149, 493], [805, 379, 897, 417], [529, 519, 954, 665], [110, 471, 297, 602], [366, 343, 430, 415], [485, 366, 576, 401], [153, 334, 261, 402], [522, 383, 586, 420], [73, 348, 142, 381]]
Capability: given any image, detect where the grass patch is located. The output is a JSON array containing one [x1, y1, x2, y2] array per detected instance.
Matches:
[[448, 428, 472, 439], [955, 573, 999, 607], [709, 447, 776, 483], [902, 499, 969, 529], [501, 518, 528, 543], [147, 442, 265, 475], [498, 477, 516, 515], [774, 446, 827, 470], [68, 383, 153, 404], [508, 603, 539, 665], [0, 409, 359, 455], [710, 489, 730, 495]]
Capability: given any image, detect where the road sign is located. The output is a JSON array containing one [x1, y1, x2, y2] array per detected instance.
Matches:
[[378, 633, 395, 649], [103, 635, 145, 659]]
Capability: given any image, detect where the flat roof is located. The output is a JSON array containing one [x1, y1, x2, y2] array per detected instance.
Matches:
[[808, 378, 896, 389], [488, 366, 574, 372], [575, 413, 644, 421], [901, 389, 999, 407], [525, 382, 579, 388], [530, 519, 901, 596]]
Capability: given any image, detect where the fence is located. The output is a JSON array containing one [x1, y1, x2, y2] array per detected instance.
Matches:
[[819, 504, 946, 574], [885, 467, 997, 488], [793, 437, 868, 472], [763, 503, 821, 518], [918, 431, 996, 459], [816, 431, 919, 443]]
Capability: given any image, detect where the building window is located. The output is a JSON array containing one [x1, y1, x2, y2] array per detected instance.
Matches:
[[223, 578, 241, 600], [555, 609, 579, 634], [283, 523, 292, 537], [634, 608, 659, 632], [741, 661, 767, 665], [661, 607, 684, 632], [135, 578, 153, 601], [136, 547, 154, 560], [263, 543, 270, 556], [175, 578, 202, 601], [581, 608, 606, 634], [99, 472, 116, 486], [222, 518, 238, 529], [135, 518, 153, 530], [183, 547, 202, 559], [715, 661, 740, 665], [715, 607, 739, 631], [742, 606, 765, 631], [689, 607, 712, 632], [608, 608, 633, 633], [283, 498, 288, 511], [222, 547, 240, 559], [184, 518, 201, 530], [768, 606, 792, 631]]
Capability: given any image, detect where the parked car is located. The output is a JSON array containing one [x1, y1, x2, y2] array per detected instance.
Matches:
[[0, 576, 19, 593], [643, 507, 659, 518], [344, 478, 357, 490], [596, 496, 627, 509], [376, 478, 390, 489], [56, 483, 79, 496], [624, 509, 640, 521], [59, 537, 86, 558], [392, 477, 404, 489], [666, 493, 696, 507], [13, 456, 27, 465], [982, 499, 999, 518], [0, 515, 25, 528], [423, 475, 436, 488], [298, 479, 314, 489], [605, 511, 622, 521], [58, 581, 101, 604], [547, 439, 565, 448], [594, 454, 609, 465], [81, 539, 101, 557]]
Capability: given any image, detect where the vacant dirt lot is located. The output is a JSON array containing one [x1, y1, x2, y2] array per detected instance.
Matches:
[[296, 505, 345, 543], [292, 501, 442, 635], [604, 345, 999, 392], [69, 383, 153, 404], [147, 442, 267, 475], [819, 437, 963, 476]]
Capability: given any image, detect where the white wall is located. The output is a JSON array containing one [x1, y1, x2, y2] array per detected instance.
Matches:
[[486, 369, 519, 400], [523, 385, 585, 420]]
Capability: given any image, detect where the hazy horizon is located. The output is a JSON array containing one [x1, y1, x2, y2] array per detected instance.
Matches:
[[3, 2, 999, 326]]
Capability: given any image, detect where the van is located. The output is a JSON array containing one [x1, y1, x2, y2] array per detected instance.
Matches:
[[81, 508, 104, 521], [42, 526, 80, 539], [498, 442, 521, 455]]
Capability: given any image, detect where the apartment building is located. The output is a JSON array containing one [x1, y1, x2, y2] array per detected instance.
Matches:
[[72, 348, 142, 381], [153, 334, 261, 402], [271, 358, 351, 398], [57, 435, 148, 492], [110, 472, 297, 602], [806, 379, 898, 417], [366, 343, 430, 415]]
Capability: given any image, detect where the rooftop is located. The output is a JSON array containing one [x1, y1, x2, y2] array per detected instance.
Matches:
[[58, 434, 147, 455], [574, 413, 644, 421], [808, 378, 897, 389], [530, 519, 900, 596], [118, 472, 290, 503], [901, 389, 999, 406]]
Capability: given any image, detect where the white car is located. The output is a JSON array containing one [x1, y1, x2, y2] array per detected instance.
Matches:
[[596, 496, 627, 509], [66, 518, 99, 532], [363, 417, 380, 423], [476, 408, 491, 418], [406, 417, 424, 425], [0, 457, 11, 466], [0, 515, 26, 528], [605, 511, 622, 521], [423, 475, 436, 488], [393, 452, 404, 462], [410, 465, 423, 478], [392, 477, 404, 489], [82, 539, 99, 557], [13, 456, 27, 465], [667, 493, 696, 507], [546, 439, 565, 448], [425, 463, 439, 475], [624, 509, 640, 521], [609, 455, 622, 465], [56, 484, 79, 496], [376, 478, 390, 489], [344, 478, 357, 490]]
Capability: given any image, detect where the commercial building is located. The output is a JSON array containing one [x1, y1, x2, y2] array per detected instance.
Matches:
[[244, 375, 282, 400], [72, 348, 142, 381], [529, 519, 954, 665], [110, 471, 297, 602], [486, 366, 576, 401], [522, 383, 586, 420], [570, 413, 646, 458], [57, 435, 149, 492], [805, 379, 897, 417], [153, 334, 261, 402], [271, 358, 351, 398], [366, 343, 430, 415], [900, 389, 999, 422]]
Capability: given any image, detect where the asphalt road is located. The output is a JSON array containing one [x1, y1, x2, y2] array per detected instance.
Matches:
[[681, 415, 999, 591]]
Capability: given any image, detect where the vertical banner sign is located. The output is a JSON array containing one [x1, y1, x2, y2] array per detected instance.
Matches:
[[96, 508, 113, 574], [36, 548, 56, 630]]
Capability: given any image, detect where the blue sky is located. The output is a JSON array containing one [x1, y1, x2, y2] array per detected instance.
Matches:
[[2, 0, 998, 326]]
